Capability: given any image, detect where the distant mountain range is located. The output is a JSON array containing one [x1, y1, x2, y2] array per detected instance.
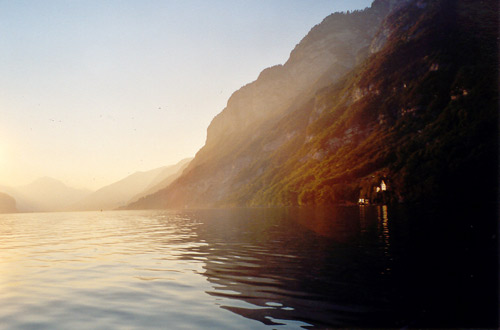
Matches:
[[0, 177, 91, 212], [72, 158, 191, 211], [0, 158, 191, 212], [126, 0, 498, 209], [0, 192, 17, 213]]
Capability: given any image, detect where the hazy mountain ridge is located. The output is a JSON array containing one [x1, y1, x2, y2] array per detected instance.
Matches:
[[126, 158, 192, 204], [0, 158, 192, 212], [72, 158, 192, 211], [0, 192, 17, 213], [127, 0, 497, 209], [0, 177, 91, 212]]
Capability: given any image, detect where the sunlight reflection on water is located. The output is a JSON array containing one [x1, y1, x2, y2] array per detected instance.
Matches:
[[0, 206, 495, 328], [0, 208, 391, 329]]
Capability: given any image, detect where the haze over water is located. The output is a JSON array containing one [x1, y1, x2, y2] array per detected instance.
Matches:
[[0, 206, 496, 328]]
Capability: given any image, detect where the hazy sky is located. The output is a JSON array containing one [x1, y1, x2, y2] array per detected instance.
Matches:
[[1, 0, 373, 190]]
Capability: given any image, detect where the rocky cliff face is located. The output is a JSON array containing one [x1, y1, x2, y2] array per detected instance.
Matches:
[[204, 2, 393, 149], [0, 192, 17, 213], [127, 0, 497, 209]]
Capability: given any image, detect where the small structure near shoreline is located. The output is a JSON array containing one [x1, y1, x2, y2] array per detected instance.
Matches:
[[358, 198, 369, 205], [358, 177, 391, 205], [380, 180, 387, 191]]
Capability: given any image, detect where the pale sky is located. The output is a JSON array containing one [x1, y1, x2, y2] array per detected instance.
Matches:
[[0, 0, 373, 190]]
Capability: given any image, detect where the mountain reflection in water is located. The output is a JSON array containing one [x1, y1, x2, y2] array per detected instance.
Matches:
[[0, 206, 496, 329], [179, 206, 498, 328]]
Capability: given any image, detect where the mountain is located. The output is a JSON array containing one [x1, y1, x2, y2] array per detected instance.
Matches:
[[0, 185, 26, 210], [125, 0, 397, 210], [73, 158, 191, 211], [0, 192, 17, 213], [127, 0, 497, 209], [127, 158, 191, 204], [7, 177, 91, 212]]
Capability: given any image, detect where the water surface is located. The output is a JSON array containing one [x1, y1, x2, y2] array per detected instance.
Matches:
[[0, 206, 497, 328]]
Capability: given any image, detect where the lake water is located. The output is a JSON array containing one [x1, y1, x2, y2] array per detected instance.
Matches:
[[0, 206, 497, 329]]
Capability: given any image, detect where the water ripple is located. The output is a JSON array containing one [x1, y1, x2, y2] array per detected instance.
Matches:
[[0, 207, 485, 328]]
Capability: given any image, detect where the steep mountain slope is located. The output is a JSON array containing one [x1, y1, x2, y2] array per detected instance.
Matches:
[[240, 0, 498, 206], [204, 1, 393, 148], [127, 158, 191, 203], [129, 0, 497, 209], [73, 158, 191, 211], [0, 192, 17, 213], [126, 0, 398, 209]]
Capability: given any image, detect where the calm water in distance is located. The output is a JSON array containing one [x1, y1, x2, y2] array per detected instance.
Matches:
[[0, 206, 497, 329]]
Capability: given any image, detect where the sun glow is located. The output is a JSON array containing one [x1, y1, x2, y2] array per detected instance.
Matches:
[[0, 142, 6, 168], [0, 1, 374, 191]]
